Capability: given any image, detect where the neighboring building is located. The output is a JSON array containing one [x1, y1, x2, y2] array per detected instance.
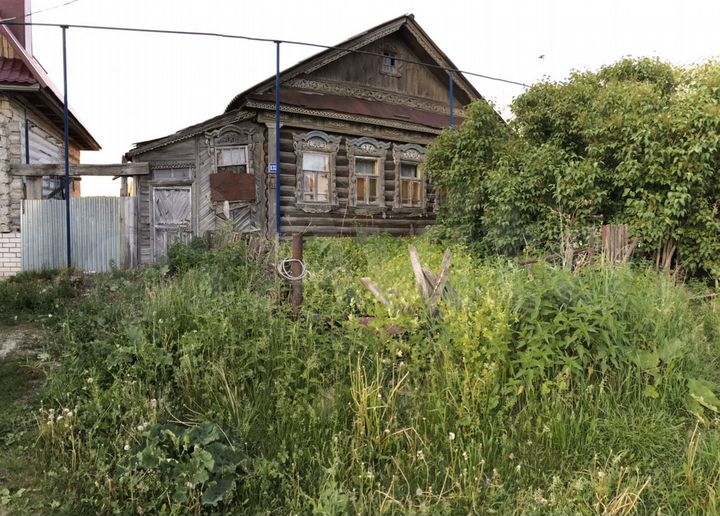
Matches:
[[0, 0, 100, 277], [125, 14, 493, 264]]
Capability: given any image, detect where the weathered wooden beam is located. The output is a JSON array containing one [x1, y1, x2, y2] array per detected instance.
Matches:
[[11, 162, 150, 177], [409, 244, 431, 300], [429, 250, 453, 307], [360, 277, 392, 308]]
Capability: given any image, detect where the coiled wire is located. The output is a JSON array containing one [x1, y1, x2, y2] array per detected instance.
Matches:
[[276, 258, 308, 281]]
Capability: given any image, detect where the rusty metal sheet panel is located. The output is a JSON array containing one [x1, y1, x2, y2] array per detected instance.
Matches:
[[210, 171, 256, 202]]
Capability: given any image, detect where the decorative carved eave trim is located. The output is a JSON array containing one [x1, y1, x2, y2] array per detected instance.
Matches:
[[346, 137, 391, 208], [256, 111, 436, 145], [246, 100, 442, 135], [149, 161, 195, 170], [392, 143, 428, 211], [293, 130, 341, 212], [285, 78, 467, 118], [404, 23, 479, 101], [126, 111, 255, 159], [302, 22, 404, 77]]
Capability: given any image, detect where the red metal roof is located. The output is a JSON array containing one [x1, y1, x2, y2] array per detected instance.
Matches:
[[0, 57, 37, 85], [247, 89, 462, 130]]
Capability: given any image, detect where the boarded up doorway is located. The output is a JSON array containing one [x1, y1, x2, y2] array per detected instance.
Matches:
[[152, 186, 192, 261]]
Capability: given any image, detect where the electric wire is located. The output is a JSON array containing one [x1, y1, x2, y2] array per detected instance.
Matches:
[[0, 0, 81, 22], [0, 20, 530, 88], [276, 258, 308, 281]]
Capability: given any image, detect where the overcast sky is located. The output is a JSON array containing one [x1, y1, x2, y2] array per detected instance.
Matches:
[[22, 0, 720, 195]]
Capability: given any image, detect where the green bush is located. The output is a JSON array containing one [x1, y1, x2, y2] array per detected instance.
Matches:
[[427, 58, 720, 276]]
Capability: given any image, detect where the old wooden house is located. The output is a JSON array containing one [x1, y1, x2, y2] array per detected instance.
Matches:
[[124, 14, 493, 264]]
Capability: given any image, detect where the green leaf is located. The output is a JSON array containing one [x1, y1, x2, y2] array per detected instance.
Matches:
[[202, 476, 235, 506], [658, 338, 683, 363], [688, 378, 720, 413], [643, 384, 660, 399], [633, 350, 659, 371]]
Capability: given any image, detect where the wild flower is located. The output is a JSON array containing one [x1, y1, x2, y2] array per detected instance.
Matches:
[[449, 431, 456, 441], [124, 443, 130, 451], [416, 450, 425, 461]]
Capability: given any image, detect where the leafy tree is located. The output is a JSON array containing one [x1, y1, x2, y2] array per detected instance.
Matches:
[[427, 58, 720, 276]]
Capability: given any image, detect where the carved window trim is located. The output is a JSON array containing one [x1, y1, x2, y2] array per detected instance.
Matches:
[[294, 130, 341, 213], [206, 125, 256, 175], [392, 143, 427, 212], [347, 137, 390, 211]]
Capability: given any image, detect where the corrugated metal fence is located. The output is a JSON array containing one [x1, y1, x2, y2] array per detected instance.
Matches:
[[21, 197, 136, 273]]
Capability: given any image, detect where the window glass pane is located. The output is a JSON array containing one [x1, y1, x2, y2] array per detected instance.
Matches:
[[412, 181, 421, 203], [401, 164, 417, 178], [304, 172, 315, 194], [356, 159, 376, 176], [217, 147, 247, 166], [368, 177, 377, 202], [153, 168, 192, 181], [317, 173, 329, 201], [401, 181, 410, 203], [357, 177, 366, 203], [304, 152, 329, 172]]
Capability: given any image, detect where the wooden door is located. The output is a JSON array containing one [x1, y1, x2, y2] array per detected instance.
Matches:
[[152, 186, 192, 261]]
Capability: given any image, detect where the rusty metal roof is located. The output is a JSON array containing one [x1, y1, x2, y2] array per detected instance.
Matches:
[[247, 89, 461, 129], [0, 57, 37, 85]]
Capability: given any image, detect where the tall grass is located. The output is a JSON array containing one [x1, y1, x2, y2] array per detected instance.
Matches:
[[27, 236, 720, 515]]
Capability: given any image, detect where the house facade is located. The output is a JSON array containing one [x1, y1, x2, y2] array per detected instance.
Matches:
[[0, 0, 100, 277], [125, 15, 491, 264]]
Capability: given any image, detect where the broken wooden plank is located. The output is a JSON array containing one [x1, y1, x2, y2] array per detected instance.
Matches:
[[422, 265, 458, 302], [360, 277, 392, 308], [429, 250, 453, 307], [10, 162, 150, 177], [408, 244, 431, 300]]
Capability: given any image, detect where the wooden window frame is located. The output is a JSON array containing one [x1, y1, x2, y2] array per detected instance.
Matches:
[[392, 143, 427, 212], [149, 162, 195, 186], [347, 137, 390, 211], [294, 130, 341, 213], [216, 145, 249, 175], [381, 50, 401, 77], [206, 125, 255, 175]]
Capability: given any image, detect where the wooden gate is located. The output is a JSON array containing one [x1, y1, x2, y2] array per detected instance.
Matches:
[[152, 186, 192, 261]]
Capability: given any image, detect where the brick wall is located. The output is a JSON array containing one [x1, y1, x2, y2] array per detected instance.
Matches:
[[0, 230, 21, 277]]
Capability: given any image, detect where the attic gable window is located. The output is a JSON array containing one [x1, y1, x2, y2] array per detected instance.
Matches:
[[347, 137, 390, 210], [381, 51, 400, 76], [294, 130, 341, 213]]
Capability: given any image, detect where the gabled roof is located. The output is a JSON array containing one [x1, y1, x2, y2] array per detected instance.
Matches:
[[0, 23, 100, 150], [127, 14, 485, 158], [225, 14, 482, 112], [125, 109, 253, 158], [0, 57, 36, 85]]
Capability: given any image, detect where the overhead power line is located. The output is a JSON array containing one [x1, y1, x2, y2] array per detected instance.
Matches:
[[0, 0, 81, 22], [0, 20, 531, 88]]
